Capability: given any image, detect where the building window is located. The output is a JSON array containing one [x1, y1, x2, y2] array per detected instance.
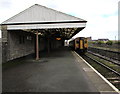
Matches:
[[19, 35, 25, 44], [27, 36, 32, 40]]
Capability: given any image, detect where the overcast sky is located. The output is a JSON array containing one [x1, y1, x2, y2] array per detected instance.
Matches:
[[0, 0, 119, 40]]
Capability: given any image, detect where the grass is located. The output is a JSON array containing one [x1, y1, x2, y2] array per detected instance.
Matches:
[[85, 53, 120, 72], [89, 46, 120, 52], [83, 53, 110, 76], [83, 53, 120, 90]]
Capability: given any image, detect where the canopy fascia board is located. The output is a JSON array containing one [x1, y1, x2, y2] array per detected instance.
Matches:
[[3, 22, 86, 30]]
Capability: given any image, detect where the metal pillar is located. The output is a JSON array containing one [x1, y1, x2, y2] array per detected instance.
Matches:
[[36, 31, 39, 60], [47, 37, 50, 54]]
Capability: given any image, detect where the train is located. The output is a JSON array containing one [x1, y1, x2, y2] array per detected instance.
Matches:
[[69, 37, 88, 54]]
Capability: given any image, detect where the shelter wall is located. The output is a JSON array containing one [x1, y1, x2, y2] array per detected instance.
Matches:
[[2, 30, 35, 62], [49, 38, 64, 50], [2, 30, 64, 63]]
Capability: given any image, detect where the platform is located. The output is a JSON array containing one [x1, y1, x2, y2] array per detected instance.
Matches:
[[2, 47, 119, 93]]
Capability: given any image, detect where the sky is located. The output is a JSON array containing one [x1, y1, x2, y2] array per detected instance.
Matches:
[[0, 0, 119, 40]]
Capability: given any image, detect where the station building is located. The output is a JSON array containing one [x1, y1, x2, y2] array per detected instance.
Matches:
[[1, 4, 87, 63]]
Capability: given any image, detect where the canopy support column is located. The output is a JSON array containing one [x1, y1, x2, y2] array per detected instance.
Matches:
[[47, 37, 50, 54], [36, 31, 39, 60]]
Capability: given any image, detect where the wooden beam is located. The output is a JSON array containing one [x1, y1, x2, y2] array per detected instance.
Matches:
[[36, 31, 39, 60]]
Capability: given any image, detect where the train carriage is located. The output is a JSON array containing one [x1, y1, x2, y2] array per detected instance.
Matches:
[[69, 37, 88, 54]]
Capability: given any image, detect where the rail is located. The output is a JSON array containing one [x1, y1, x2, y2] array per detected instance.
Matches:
[[84, 54, 120, 76], [88, 47, 120, 61], [87, 51, 120, 66]]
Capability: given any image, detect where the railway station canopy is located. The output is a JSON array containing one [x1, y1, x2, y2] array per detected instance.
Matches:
[[1, 4, 87, 39]]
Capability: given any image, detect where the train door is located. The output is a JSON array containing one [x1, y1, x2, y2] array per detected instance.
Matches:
[[75, 38, 79, 50], [84, 38, 88, 49], [84, 38, 88, 52], [79, 37, 84, 50]]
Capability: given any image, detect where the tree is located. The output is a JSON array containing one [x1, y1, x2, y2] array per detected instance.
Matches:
[[106, 40, 113, 45], [97, 41, 104, 45]]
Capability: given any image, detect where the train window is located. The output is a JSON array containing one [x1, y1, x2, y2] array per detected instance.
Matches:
[[19, 36, 22, 44], [84, 39, 87, 43], [76, 41, 79, 43], [84, 40, 87, 43], [23, 36, 25, 44]]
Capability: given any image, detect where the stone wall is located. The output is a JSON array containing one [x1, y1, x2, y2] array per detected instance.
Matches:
[[3, 30, 36, 62], [49, 38, 63, 50], [1, 25, 8, 63], [2, 29, 64, 63], [2, 42, 8, 63]]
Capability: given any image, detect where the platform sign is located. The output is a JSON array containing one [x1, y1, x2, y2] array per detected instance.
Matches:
[[56, 38, 61, 40]]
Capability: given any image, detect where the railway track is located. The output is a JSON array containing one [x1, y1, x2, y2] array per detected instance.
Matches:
[[84, 53, 120, 76], [88, 47, 120, 61], [87, 51, 120, 66], [78, 52, 120, 90]]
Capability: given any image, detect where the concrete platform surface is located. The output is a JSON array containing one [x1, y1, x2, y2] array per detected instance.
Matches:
[[2, 47, 119, 93]]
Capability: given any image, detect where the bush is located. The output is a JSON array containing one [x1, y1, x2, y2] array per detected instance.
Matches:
[[97, 41, 104, 45], [106, 41, 113, 45], [114, 41, 120, 45], [92, 41, 97, 44], [118, 41, 120, 45]]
